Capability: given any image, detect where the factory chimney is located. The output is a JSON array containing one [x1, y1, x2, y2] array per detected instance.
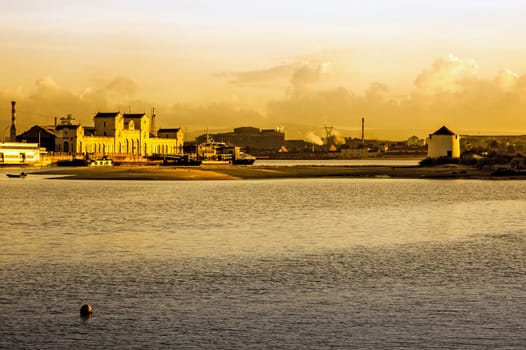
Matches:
[[361, 117, 364, 144], [10, 101, 17, 142], [151, 107, 157, 137]]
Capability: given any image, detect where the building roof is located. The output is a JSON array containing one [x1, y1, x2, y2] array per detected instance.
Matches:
[[234, 126, 260, 134], [55, 124, 81, 130], [431, 126, 456, 136], [94, 112, 120, 119], [19, 125, 56, 136], [158, 128, 181, 132], [123, 113, 147, 119]]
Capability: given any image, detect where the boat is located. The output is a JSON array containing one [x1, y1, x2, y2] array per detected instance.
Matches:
[[197, 139, 256, 165], [6, 172, 27, 178], [89, 156, 113, 166], [197, 141, 232, 164], [161, 154, 201, 166], [233, 151, 256, 165]]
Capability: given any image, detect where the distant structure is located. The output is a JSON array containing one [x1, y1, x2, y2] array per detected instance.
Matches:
[[324, 125, 334, 150], [195, 127, 285, 153], [427, 126, 460, 158], [361, 117, 365, 144], [10, 101, 17, 142], [407, 136, 426, 147]]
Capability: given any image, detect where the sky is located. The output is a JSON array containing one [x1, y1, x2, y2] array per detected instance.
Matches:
[[1, 0, 526, 140]]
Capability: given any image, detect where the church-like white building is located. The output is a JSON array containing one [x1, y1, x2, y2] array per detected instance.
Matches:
[[427, 126, 460, 159], [54, 112, 183, 157]]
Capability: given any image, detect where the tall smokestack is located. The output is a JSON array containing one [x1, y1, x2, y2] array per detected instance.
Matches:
[[361, 117, 364, 144], [10, 101, 17, 142], [151, 107, 157, 137]]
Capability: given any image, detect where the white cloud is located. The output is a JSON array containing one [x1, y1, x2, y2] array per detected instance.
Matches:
[[494, 69, 519, 90], [414, 53, 479, 94]]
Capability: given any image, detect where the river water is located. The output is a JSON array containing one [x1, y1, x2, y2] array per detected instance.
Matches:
[[1, 173, 525, 349], [253, 158, 422, 166]]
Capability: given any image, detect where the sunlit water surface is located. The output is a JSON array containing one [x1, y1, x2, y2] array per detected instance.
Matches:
[[1, 173, 525, 349]]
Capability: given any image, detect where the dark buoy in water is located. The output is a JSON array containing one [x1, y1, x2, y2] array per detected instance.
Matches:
[[80, 304, 93, 318]]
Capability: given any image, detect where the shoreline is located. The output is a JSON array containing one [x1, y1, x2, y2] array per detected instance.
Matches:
[[25, 164, 524, 181]]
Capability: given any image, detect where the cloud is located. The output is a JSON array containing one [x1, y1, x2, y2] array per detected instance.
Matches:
[[217, 58, 334, 91], [36, 76, 58, 89], [414, 53, 479, 94], [216, 63, 298, 84], [0, 75, 144, 131], [163, 102, 265, 131], [4, 53, 526, 141], [290, 62, 332, 86], [265, 54, 526, 139], [494, 69, 519, 90], [105, 76, 137, 96]]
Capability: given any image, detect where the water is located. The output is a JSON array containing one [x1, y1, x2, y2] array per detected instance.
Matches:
[[1, 174, 526, 349], [253, 158, 421, 166]]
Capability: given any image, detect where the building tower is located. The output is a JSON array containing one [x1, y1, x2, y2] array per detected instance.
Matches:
[[151, 107, 157, 137], [10, 101, 17, 142]]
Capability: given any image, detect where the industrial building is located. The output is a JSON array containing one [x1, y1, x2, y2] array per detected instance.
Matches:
[[195, 127, 285, 154]]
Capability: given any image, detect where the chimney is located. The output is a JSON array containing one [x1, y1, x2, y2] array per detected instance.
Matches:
[[10, 101, 17, 142], [151, 107, 157, 137], [361, 117, 364, 144]]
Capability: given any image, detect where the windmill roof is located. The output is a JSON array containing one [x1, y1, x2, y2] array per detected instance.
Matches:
[[431, 126, 456, 135]]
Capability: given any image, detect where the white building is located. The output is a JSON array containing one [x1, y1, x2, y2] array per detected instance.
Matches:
[[0, 142, 43, 165], [427, 126, 460, 159], [54, 112, 184, 157]]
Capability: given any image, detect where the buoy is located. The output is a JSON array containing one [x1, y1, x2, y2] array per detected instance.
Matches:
[[80, 304, 93, 317]]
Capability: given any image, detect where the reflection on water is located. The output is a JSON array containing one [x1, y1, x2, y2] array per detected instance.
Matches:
[[1, 177, 526, 348]]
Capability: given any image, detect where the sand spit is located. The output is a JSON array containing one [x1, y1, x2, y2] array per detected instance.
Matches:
[[26, 164, 513, 181]]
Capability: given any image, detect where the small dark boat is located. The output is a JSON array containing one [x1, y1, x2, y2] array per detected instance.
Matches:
[[6, 172, 27, 178]]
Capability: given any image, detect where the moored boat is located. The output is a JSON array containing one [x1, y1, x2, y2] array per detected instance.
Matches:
[[198, 141, 232, 164], [6, 172, 27, 178], [197, 140, 256, 165], [233, 151, 256, 165], [89, 156, 113, 166]]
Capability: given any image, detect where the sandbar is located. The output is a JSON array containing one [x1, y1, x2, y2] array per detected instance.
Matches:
[[27, 164, 511, 181]]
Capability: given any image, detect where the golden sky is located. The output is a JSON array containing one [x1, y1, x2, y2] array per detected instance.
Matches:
[[1, 0, 526, 140]]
